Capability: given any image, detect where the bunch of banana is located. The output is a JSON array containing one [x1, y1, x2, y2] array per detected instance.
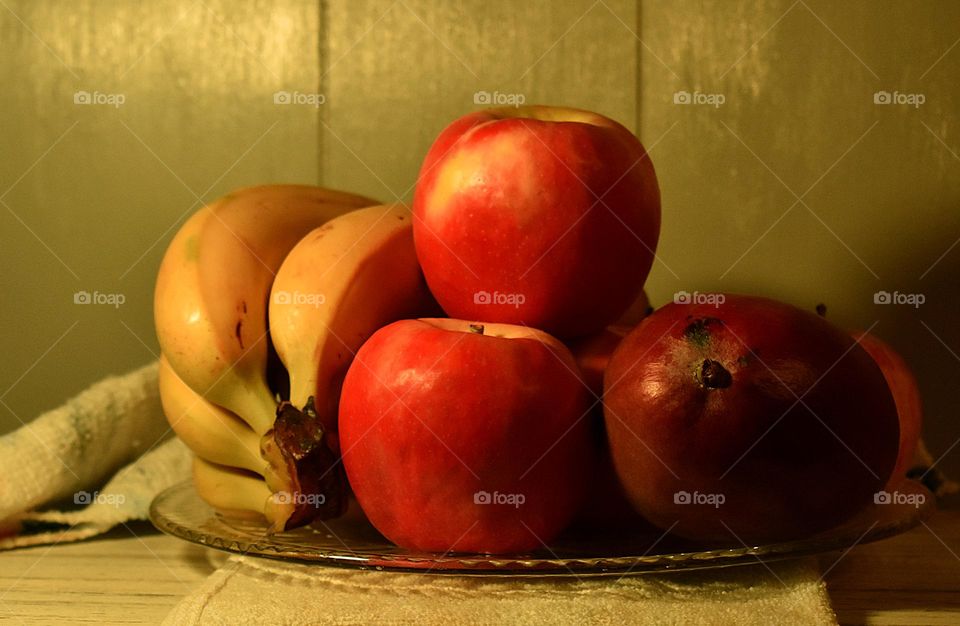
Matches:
[[155, 185, 374, 433], [154, 186, 434, 531], [158, 356, 263, 474]]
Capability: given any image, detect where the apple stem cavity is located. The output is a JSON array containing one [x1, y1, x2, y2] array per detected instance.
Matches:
[[696, 359, 732, 389], [469, 324, 485, 335]]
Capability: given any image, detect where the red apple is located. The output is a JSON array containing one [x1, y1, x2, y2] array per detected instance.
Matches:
[[567, 289, 651, 397], [616, 289, 653, 327], [338, 318, 593, 554], [412, 106, 660, 338], [852, 331, 923, 490], [568, 324, 652, 531], [568, 325, 632, 398], [604, 295, 900, 542]]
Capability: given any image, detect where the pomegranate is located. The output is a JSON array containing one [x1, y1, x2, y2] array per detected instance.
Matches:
[[603, 294, 900, 542]]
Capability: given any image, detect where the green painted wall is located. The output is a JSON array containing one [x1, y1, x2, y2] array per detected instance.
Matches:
[[0, 0, 321, 430], [322, 0, 638, 202]]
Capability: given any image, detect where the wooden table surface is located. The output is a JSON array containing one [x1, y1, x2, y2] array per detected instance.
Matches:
[[0, 509, 957, 625]]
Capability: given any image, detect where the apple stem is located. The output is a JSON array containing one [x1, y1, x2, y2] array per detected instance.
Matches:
[[697, 359, 732, 389], [816, 303, 827, 317], [469, 324, 485, 335]]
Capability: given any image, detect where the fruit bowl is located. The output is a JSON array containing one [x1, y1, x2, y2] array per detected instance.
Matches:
[[149, 479, 933, 577]]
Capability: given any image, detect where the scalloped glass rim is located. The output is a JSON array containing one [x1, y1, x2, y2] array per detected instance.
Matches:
[[149, 480, 932, 577]]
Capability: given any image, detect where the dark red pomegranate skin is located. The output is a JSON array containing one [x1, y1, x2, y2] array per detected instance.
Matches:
[[603, 294, 900, 543]]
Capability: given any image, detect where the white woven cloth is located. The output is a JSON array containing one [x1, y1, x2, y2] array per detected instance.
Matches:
[[163, 551, 837, 625], [0, 362, 191, 549]]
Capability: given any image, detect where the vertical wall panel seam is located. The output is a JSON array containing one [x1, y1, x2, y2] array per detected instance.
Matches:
[[635, 0, 643, 138], [318, 0, 328, 185]]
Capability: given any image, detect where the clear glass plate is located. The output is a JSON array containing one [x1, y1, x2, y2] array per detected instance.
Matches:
[[149, 479, 932, 577]]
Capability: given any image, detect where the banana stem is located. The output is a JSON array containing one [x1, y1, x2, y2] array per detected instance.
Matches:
[[261, 399, 347, 530]]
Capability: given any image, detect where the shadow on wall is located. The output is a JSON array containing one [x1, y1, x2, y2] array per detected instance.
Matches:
[[882, 204, 960, 473]]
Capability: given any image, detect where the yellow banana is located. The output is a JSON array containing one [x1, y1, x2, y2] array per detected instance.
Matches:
[[154, 185, 377, 435], [269, 203, 436, 429], [192, 456, 272, 521], [259, 203, 436, 530], [158, 355, 264, 476]]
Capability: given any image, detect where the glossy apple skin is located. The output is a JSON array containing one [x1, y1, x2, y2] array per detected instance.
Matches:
[[604, 295, 900, 543], [412, 106, 660, 338], [338, 319, 593, 554], [852, 331, 923, 490]]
